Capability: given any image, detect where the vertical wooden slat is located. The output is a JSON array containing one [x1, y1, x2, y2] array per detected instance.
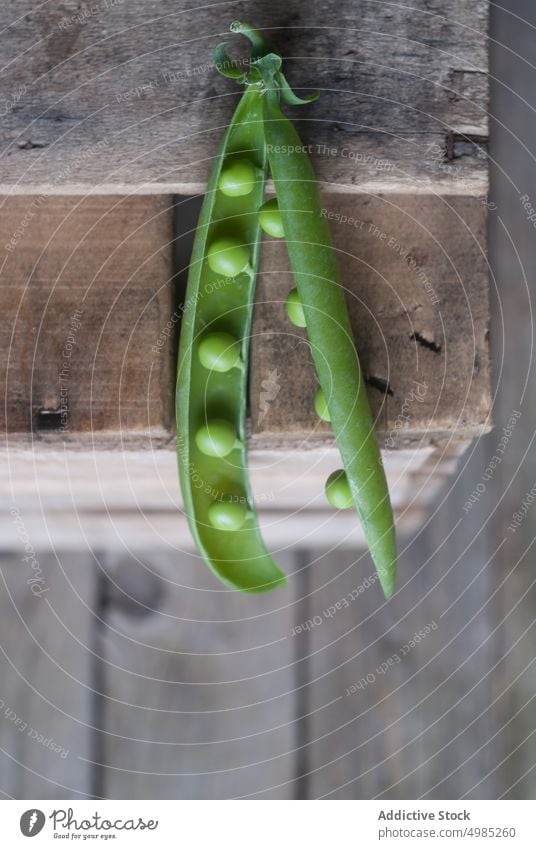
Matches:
[[0, 550, 96, 797], [96, 551, 299, 799], [484, 0, 536, 799]]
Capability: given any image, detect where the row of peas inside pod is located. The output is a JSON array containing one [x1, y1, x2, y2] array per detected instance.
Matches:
[[195, 156, 356, 529]]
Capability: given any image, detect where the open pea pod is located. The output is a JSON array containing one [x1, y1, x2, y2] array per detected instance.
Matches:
[[256, 56, 397, 598], [177, 23, 396, 598], [176, 28, 286, 592]]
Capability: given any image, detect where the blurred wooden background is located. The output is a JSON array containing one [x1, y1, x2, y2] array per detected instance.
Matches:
[[1, 0, 535, 800]]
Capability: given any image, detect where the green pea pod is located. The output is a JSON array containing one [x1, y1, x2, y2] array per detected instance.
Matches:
[[177, 23, 396, 599], [259, 64, 397, 597], [176, 37, 286, 592]]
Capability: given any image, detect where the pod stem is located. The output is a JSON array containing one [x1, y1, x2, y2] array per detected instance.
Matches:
[[213, 42, 247, 81], [214, 22, 274, 82], [230, 21, 272, 58], [215, 25, 319, 109]]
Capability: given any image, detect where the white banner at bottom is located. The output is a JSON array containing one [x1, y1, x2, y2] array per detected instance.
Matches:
[[0, 799, 533, 847]]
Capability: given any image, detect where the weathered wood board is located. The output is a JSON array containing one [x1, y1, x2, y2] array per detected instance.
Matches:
[[0, 195, 174, 441], [0, 1, 488, 195], [95, 550, 299, 799], [1, 193, 490, 448], [0, 551, 95, 798], [0, 440, 466, 552], [0, 0, 512, 804], [481, 0, 536, 797]]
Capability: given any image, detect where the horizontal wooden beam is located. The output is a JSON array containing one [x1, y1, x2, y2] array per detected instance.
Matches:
[[0, 1, 488, 195], [0, 193, 490, 447], [0, 440, 469, 549]]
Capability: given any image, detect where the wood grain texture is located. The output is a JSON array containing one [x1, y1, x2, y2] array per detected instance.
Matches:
[[303, 435, 501, 799], [0, 194, 174, 441], [251, 194, 491, 444], [0, 551, 95, 798], [95, 550, 299, 799], [0, 441, 467, 552], [482, 0, 536, 798], [1, 192, 490, 447], [0, 0, 504, 803], [0, 1, 488, 194]]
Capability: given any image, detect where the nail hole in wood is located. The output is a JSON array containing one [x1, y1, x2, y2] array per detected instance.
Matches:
[[35, 408, 64, 431]]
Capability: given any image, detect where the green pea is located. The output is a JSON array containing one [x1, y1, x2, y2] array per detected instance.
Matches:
[[314, 387, 331, 422], [325, 469, 353, 510], [259, 197, 285, 238], [207, 237, 250, 278], [219, 159, 257, 197], [198, 331, 241, 373], [208, 497, 248, 531], [286, 288, 306, 327], [195, 419, 237, 457]]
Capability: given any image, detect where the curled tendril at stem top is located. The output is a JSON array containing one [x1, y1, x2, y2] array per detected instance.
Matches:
[[214, 30, 320, 105], [229, 20, 272, 58]]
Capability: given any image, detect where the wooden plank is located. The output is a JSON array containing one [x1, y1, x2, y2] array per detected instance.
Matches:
[[252, 194, 491, 443], [94, 550, 298, 799], [0, 442, 463, 551], [0, 1, 488, 195], [304, 434, 500, 799], [0, 550, 95, 797], [1, 191, 490, 446], [0, 195, 174, 442], [482, 0, 536, 799]]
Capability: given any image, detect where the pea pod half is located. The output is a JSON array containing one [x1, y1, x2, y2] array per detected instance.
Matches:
[[176, 25, 285, 592], [255, 53, 397, 597]]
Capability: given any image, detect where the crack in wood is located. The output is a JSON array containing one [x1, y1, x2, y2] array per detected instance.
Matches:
[[365, 375, 393, 396], [410, 331, 441, 353]]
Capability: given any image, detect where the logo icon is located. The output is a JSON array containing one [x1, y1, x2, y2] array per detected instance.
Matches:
[[20, 810, 45, 837]]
